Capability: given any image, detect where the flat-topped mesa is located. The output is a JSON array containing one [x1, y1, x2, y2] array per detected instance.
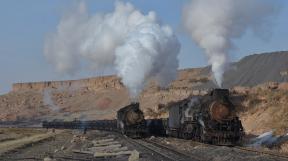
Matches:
[[12, 76, 124, 92]]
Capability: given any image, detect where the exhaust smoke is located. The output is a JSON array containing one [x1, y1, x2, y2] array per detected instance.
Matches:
[[43, 89, 60, 112], [182, 0, 279, 87], [44, 2, 180, 98]]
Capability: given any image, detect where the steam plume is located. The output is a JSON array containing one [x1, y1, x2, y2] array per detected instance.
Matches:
[[43, 89, 60, 112], [44, 2, 180, 97], [183, 0, 279, 87]]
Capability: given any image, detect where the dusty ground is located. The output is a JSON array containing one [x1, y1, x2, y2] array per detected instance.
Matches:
[[1, 128, 288, 161], [150, 136, 288, 161], [0, 128, 184, 161], [0, 129, 131, 161], [0, 128, 46, 143]]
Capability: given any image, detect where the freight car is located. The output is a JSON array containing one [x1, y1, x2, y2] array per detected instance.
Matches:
[[42, 119, 117, 132], [146, 119, 167, 136], [166, 88, 244, 145], [116, 102, 147, 138]]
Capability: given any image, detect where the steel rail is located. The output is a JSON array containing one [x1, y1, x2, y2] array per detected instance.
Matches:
[[144, 139, 202, 161], [234, 146, 288, 160], [122, 135, 198, 161]]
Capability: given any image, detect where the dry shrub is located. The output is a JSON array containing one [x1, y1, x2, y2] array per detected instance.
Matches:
[[280, 142, 288, 154], [239, 88, 288, 135], [144, 104, 169, 119]]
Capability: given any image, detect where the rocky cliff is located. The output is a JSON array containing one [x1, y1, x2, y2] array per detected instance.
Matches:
[[12, 75, 124, 92]]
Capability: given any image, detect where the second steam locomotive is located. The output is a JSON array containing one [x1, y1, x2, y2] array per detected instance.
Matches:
[[43, 88, 244, 145], [166, 88, 243, 145]]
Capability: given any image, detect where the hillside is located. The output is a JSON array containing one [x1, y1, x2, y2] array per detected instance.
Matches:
[[196, 51, 288, 88]]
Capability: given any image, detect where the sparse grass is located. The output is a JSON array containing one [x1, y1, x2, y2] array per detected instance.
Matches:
[[239, 89, 288, 135], [144, 104, 169, 119], [188, 77, 209, 83], [0, 128, 46, 142], [0, 129, 61, 155], [0, 128, 45, 135], [280, 142, 288, 154]]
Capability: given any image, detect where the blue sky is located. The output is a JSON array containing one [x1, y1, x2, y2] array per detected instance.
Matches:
[[0, 0, 287, 94]]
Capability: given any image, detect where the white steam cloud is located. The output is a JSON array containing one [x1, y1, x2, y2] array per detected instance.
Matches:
[[44, 2, 180, 97], [43, 89, 60, 112], [183, 0, 279, 87]]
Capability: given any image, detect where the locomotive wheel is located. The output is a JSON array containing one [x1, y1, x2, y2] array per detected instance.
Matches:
[[181, 124, 193, 139], [183, 133, 192, 139]]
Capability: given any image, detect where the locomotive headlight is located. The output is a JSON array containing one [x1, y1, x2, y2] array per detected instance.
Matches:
[[209, 101, 231, 122]]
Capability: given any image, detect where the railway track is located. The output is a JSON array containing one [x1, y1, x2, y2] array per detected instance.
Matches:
[[147, 137, 288, 161], [4, 125, 288, 160], [185, 139, 288, 160], [122, 136, 200, 161], [234, 146, 288, 160], [144, 139, 202, 161]]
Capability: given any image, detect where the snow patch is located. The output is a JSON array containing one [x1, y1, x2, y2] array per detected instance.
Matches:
[[248, 131, 279, 148]]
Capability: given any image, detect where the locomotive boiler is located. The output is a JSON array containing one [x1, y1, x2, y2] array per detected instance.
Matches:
[[167, 88, 244, 145]]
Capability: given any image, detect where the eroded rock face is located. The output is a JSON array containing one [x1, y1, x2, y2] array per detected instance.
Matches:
[[12, 76, 124, 92]]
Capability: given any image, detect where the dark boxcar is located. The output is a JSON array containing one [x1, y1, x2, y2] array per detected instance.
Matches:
[[146, 118, 168, 136], [42, 119, 117, 132]]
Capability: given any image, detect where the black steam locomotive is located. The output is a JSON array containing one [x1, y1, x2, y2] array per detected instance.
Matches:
[[116, 102, 147, 138], [42, 89, 244, 145], [166, 89, 244, 145]]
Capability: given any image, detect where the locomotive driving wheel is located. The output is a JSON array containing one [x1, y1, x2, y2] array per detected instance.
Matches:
[[181, 124, 193, 139]]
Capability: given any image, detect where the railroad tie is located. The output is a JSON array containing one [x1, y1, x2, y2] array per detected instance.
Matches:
[[92, 138, 114, 144], [88, 144, 122, 151], [101, 146, 128, 153], [93, 141, 120, 147], [94, 150, 133, 158], [72, 149, 94, 154]]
